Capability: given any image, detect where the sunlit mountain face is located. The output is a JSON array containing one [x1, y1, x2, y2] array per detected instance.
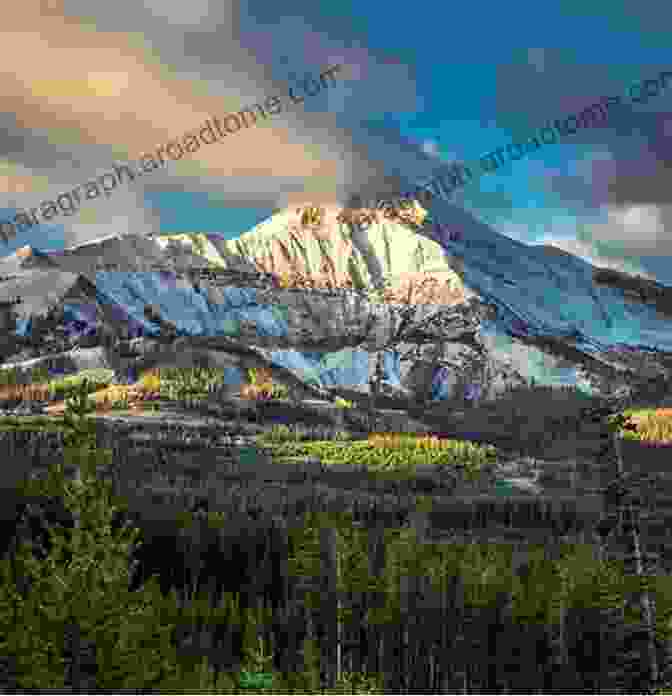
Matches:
[[209, 202, 467, 306]]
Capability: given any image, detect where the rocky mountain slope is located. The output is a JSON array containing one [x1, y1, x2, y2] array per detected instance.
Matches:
[[1, 199, 672, 406], [215, 204, 465, 306]]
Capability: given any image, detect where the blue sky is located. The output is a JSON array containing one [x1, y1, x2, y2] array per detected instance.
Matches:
[[0, 0, 670, 283]]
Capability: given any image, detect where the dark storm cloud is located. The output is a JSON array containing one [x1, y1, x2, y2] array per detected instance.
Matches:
[[492, 48, 672, 210], [600, 112, 672, 207]]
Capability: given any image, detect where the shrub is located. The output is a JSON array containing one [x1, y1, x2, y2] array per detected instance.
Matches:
[[137, 369, 162, 393], [615, 408, 672, 444], [247, 367, 272, 386], [258, 423, 354, 445], [243, 368, 288, 401], [241, 383, 271, 401], [156, 366, 229, 402], [0, 364, 51, 387], [0, 383, 53, 404], [259, 424, 302, 443], [240, 382, 288, 402], [335, 397, 353, 409], [368, 432, 460, 450], [0, 365, 96, 404], [270, 382, 289, 400], [106, 388, 130, 411], [48, 369, 114, 402]]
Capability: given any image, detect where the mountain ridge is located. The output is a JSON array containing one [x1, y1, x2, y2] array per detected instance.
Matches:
[[1, 201, 672, 403]]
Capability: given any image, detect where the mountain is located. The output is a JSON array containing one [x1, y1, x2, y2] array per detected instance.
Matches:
[[420, 198, 672, 392], [1, 199, 672, 406], [152, 233, 229, 270], [214, 204, 466, 306]]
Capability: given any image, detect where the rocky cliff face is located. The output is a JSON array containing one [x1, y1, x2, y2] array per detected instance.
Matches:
[[2, 199, 672, 406], [213, 205, 466, 306]]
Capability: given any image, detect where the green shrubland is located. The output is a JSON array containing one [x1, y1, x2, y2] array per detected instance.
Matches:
[[262, 433, 497, 480], [47, 368, 115, 400]]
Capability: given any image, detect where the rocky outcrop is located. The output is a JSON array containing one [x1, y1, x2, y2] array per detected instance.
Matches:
[[593, 266, 672, 319], [0, 347, 112, 378], [210, 205, 465, 305]]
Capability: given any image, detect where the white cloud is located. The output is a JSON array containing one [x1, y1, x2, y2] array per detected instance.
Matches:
[[604, 204, 667, 246], [58, 187, 162, 247], [533, 232, 656, 278], [422, 140, 440, 158]]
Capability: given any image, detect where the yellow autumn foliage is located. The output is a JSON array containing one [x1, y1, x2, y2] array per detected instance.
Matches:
[[367, 433, 453, 450], [137, 370, 162, 393], [621, 408, 672, 444]]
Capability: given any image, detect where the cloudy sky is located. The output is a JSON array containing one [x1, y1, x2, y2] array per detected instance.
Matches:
[[0, 0, 670, 285]]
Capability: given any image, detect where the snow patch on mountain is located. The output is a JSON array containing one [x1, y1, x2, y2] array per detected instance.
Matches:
[[423, 197, 672, 355]]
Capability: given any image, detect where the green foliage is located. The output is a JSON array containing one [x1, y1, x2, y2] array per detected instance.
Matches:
[[271, 383, 289, 400], [612, 408, 672, 444], [0, 366, 20, 387], [61, 378, 98, 449], [3, 374, 672, 692], [0, 415, 64, 431], [190, 234, 207, 257], [0, 389, 304, 691], [428, 382, 606, 457], [109, 393, 130, 410], [366, 277, 393, 305], [48, 369, 114, 401], [0, 364, 52, 386], [651, 573, 672, 658], [346, 257, 367, 292], [157, 366, 229, 401], [238, 670, 274, 690], [606, 411, 639, 435], [0, 383, 185, 691], [74, 367, 116, 384], [0, 390, 386, 692], [277, 502, 672, 696], [257, 424, 353, 445], [330, 670, 385, 694], [334, 397, 353, 409], [258, 424, 304, 443], [241, 368, 289, 400], [265, 436, 496, 479]]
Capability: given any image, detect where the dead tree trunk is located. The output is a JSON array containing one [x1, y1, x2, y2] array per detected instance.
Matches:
[[613, 433, 659, 691], [368, 350, 385, 432]]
